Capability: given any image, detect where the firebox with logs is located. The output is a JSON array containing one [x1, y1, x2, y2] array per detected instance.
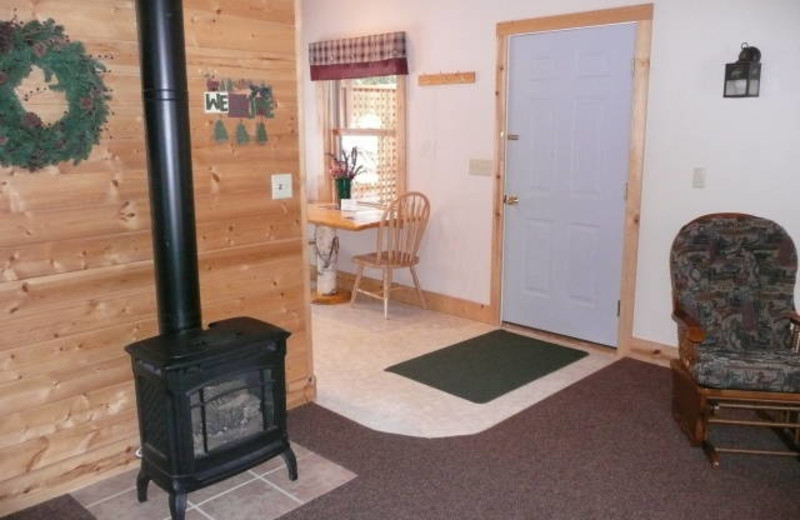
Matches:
[[124, 1, 297, 519]]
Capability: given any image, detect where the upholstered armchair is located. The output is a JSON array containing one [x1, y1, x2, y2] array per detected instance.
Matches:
[[670, 213, 800, 465]]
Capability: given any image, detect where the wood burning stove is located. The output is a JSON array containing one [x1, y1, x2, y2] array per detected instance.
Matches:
[[125, 1, 297, 519], [126, 318, 297, 520]]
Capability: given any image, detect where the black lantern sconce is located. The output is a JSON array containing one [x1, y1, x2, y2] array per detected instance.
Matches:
[[724, 43, 761, 98]]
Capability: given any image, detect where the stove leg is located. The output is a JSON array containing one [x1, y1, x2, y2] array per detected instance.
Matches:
[[136, 470, 150, 502], [169, 491, 187, 520], [281, 447, 298, 481]]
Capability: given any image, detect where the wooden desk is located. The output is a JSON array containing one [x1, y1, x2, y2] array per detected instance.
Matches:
[[307, 203, 384, 231], [307, 203, 384, 303]]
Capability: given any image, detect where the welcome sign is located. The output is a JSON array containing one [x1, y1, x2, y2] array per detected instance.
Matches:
[[202, 76, 276, 144]]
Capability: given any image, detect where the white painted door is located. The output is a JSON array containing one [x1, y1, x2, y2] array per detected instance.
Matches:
[[501, 24, 636, 347]]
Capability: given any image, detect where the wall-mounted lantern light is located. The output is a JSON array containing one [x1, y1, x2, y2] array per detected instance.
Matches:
[[724, 43, 761, 98]]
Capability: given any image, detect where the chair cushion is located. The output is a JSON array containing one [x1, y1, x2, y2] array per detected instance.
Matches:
[[670, 214, 797, 352], [693, 347, 800, 393]]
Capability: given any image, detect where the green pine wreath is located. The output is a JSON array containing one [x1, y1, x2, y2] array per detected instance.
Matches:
[[0, 18, 110, 171]]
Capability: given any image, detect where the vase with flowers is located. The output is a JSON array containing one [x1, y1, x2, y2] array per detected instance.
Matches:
[[328, 146, 364, 207]]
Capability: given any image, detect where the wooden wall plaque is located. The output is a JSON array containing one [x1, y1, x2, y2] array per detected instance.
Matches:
[[418, 71, 476, 86]]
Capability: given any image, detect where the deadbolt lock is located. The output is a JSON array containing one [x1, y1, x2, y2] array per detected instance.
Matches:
[[507, 134, 520, 140], [503, 194, 519, 206]]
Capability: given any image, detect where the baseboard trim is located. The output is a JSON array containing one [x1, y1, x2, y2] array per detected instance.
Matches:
[[311, 268, 675, 367], [331, 270, 495, 324], [626, 337, 678, 367]]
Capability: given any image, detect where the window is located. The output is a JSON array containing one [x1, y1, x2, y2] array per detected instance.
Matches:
[[323, 76, 406, 205]]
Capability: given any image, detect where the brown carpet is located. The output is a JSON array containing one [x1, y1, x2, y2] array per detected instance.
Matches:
[[1, 496, 94, 520], [285, 359, 800, 520]]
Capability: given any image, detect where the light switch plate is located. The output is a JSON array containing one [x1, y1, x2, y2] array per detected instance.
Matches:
[[692, 167, 706, 189], [469, 159, 493, 176], [271, 173, 293, 199]]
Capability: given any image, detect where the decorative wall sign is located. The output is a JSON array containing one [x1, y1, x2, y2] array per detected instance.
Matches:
[[418, 71, 476, 87], [0, 18, 111, 171], [203, 75, 275, 146]]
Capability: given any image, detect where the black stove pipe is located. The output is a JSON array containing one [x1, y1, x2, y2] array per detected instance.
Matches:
[[134, 0, 202, 335]]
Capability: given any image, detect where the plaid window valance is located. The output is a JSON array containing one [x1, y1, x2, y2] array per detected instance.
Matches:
[[309, 32, 408, 81]]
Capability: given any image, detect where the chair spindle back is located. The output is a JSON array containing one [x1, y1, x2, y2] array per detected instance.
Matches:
[[376, 192, 430, 265]]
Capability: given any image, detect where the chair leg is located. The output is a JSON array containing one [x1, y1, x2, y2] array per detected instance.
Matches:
[[410, 266, 426, 309], [702, 440, 721, 468], [670, 360, 707, 446], [383, 268, 392, 319], [351, 265, 364, 305]]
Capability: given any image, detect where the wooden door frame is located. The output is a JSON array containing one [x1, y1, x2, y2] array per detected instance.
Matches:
[[490, 4, 653, 357]]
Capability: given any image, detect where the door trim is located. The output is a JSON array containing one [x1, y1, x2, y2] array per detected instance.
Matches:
[[490, 4, 654, 358]]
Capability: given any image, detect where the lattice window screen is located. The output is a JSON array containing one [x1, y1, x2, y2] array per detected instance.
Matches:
[[348, 85, 397, 129], [337, 82, 400, 205]]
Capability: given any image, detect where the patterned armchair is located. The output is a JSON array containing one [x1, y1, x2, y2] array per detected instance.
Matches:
[[670, 213, 800, 465]]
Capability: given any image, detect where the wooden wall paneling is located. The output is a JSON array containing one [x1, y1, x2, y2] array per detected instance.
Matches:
[[1, 232, 151, 281], [0, 381, 135, 450], [189, 0, 295, 25], [0, 322, 157, 384], [0, 409, 139, 484], [0, 169, 149, 214], [0, 1, 138, 42], [0, 0, 312, 514], [0, 358, 132, 417], [0, 291, 156, 351], [0, 438, 140, 514], [0, 194, 301, 248]]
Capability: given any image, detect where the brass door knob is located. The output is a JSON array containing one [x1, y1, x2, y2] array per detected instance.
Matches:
[[503, 194, 519, 205]]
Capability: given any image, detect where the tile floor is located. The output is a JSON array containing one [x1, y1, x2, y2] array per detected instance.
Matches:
[[71, 443, 355, 520], [313, 297, 617, 437]]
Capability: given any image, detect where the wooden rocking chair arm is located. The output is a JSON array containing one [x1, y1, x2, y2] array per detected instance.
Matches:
[[672, 306, 705, 344], [788, 311, 800, 326]]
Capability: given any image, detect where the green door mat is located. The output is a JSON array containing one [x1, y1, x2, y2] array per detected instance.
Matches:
[[385, 329, 589, 404]]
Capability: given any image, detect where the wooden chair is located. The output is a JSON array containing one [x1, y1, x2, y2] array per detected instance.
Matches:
[[670, 213, 800, 466], [351, 192, 430, 319]]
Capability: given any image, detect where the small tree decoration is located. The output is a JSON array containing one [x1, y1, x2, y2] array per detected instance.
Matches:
[[327, 146, 364, 203], [213, 119, 228, 142], [235, 121, 250, 144], [255, 121, 268, 144]]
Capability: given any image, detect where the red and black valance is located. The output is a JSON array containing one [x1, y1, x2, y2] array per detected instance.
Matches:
[[309, 31, 408, 81]]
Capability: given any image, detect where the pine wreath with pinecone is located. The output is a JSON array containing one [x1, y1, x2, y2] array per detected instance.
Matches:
[[0, 18, 111, 171]]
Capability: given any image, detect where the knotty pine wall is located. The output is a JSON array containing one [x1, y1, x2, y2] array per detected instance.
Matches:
[[0, 0, 313, 514]]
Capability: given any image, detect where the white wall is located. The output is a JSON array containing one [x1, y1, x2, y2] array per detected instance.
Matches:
[[301, 0, 800, 346]]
